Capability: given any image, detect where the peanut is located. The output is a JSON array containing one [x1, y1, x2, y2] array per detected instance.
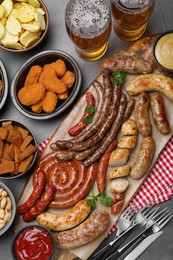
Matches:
[[0, 208, 5, 219], [0, 197, 7, 209]]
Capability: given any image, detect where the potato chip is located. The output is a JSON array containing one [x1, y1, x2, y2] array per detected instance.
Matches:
[[4, 41, 23, 49], [8, 8, 18, 19], [17, 4, 35, 23], [19, 30, 39, 47], [36, 7, 45, 15], [0, 22, 5, 40], [21, 23, 40, 33], [28, 0, 40, 8], [0, 17, 7, 26], [6, 17, 21, 36], [1, 30, 18, 44], [35, 10, 45, 30], [1, 0, 13, 17], [0, 5, 5, 20]]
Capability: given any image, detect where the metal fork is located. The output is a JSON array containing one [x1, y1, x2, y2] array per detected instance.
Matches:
[[105, 208, 173, 260], [87, 204, 159, 260]]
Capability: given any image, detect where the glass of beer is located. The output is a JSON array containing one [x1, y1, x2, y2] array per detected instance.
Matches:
[[65, 0, 112, 61], [111, 0, 156, 41]]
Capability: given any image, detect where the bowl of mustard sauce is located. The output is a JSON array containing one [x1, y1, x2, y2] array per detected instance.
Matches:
[[153, 31, 173, 72]]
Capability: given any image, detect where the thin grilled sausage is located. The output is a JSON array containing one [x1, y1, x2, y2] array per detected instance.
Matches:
[[100, 55, 152, 74], [97, 139, 118, 193], [55, 210, 110, 249], [52, 80, 104, 150], [17, 170, 46, 214], [23, 184, 56, 222], [123, 97, 135, 122], [68, 92, 95, 136], [151, 93, 170, 134], [135, 92, 151, 137], [67, 85, 121, 151], [83, 93, 127, 166]]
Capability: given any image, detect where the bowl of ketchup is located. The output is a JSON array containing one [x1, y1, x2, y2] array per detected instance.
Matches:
[[11, 225, 57, 260]]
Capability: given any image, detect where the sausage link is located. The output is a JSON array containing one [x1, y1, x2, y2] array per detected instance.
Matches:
[[23, 184, 56, 222], [83, 93, 127, 166], [55, 150, 76, 160], [17, 170, 46, 214], [52, 80, 104, 150], [151, 93, 170, 134], [130, 136, 155, 179], [68, 92, 95, 136], [36, 200, 92, 231], [135, 92, 151, 137], [100, 55, 152, 74], [123, 97, 135, 122], [110, 192, 125, 214], [97, 139, 118, 193], [55, 210, 110, 249], [67, 84, 121, 151]]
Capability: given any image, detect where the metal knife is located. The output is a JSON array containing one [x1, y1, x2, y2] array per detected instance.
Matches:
[[124, 231, 163, 260]]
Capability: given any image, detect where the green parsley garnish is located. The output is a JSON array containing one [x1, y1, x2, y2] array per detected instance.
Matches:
[[112, 71, 127, 85], [85, 105, 95, 115], [87, 192, 112, 209], [82, 116, 93, 125]]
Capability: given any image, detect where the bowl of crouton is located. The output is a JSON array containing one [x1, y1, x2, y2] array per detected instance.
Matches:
[[0, 59, 8, 111], [0, 0, 49, 52], [0, 119, 37, 179], [11, 50, 82, 120]]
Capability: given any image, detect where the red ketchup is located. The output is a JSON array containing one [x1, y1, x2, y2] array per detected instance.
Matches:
[[14, 226, 54, 260]]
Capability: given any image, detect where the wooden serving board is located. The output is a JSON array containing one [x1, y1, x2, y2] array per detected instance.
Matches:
[[15, 34, 173, 260]]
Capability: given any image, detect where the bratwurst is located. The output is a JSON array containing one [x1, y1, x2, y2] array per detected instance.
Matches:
[[55, 210, 110, 249]]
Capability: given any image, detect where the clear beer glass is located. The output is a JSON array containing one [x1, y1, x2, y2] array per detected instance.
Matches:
[[111, 0, 156, 41], [65, 0, 112, 61]]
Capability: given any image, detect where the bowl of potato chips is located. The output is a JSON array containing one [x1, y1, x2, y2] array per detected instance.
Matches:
[[11, 50, 82, 120], [0, 0, 49, 52], [0, 59, 8, 110]]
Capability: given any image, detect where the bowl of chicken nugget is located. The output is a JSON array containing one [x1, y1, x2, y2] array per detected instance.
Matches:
[[0, 0, 49, 52], [0, 119, 37, 179], [0, 59, 8, 110], [11, 50, 82, 120]]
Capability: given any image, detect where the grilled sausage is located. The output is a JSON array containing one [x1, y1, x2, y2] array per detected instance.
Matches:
[[126, 74, 173, 102], [17, 170, 46, 214], [130, 136, 155, 179], [67, 85, 121, 152], [23, 184, 56, 222], [123, 97, 135, 122], [36, 200, 92, 231], [135, 92, 151, 137], [151, 93, 170, 134], [55, 210, 110, 249], [100, 55, 152, 74], [68, 92, 95, 136], [52, 80, 104, 150], [83, 93, 127, 166], [97, 139, 118, 193], [33, 153, 97, 209]]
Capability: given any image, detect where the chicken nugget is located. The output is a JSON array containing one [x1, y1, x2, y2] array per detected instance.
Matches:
[[52, 59, 67, 78], [31, 101, 43, 113], [58, 91, 68, 100], [42, 91, 58, 113], [18, 83, 46, 106], [61, 71, 75, 88], [39, 66, 67, 94], [25, 65, 43, 85]]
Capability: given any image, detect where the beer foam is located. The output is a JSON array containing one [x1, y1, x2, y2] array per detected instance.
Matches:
[[66, 0, 110, 37]]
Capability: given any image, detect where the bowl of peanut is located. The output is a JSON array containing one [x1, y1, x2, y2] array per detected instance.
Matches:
[[0, 182, 16, 236], [11, 50, 82, 120], [0, 0, 49, 52], [0, 119, 37, 179]]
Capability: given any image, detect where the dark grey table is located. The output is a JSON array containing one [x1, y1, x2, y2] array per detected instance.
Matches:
[[0, 1, 173, 259]]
